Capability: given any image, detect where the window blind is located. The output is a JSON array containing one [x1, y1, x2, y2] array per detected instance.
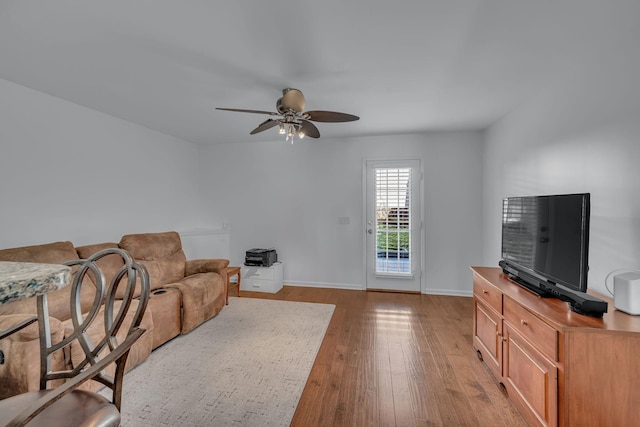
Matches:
[[375, 167, 413, 274]]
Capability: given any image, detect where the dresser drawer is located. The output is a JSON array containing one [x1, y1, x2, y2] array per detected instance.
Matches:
[[504, 296, 557, 361], [241, 278, 283, 293], [473, 276, 503, 314], [243, 265, 277, 280]]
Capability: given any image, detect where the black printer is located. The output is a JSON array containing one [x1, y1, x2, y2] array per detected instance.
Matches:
[[245, 248, 278, 267]]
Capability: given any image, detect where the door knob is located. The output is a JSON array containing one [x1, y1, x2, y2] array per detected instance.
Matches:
[[367, 229, 373, 234]]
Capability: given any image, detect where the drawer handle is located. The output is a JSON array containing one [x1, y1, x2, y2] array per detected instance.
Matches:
[[521, 319, 528, 326], [482, 290, 488, 294]]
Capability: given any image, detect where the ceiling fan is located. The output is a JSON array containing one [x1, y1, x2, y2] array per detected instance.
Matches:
[[216, 88, 359, 142]]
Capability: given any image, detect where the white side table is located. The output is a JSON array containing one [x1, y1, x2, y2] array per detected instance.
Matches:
[[240, 262, 283, 293]]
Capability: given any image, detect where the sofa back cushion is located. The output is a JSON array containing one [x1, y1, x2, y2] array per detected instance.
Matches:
[[76, 242, 146, 299], [118, 231, 186, 290], [0, 241, 95, 320]]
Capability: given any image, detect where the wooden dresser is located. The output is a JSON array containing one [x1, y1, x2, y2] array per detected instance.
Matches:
[[471, 266, 640, 427]]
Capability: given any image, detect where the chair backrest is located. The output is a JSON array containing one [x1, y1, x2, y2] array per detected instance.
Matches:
[[37, 247, 150, 408]]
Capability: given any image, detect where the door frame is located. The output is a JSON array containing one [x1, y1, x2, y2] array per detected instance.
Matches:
[[362, 158, 425, 293]]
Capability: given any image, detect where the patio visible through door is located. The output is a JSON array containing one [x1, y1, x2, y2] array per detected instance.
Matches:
[[365, 160, 422, 292]]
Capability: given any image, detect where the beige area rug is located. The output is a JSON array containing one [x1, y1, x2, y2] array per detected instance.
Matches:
[[115, 297, 335, 426]]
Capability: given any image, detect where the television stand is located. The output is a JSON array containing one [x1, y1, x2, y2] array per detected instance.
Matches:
[[471, 266, 640, 427]]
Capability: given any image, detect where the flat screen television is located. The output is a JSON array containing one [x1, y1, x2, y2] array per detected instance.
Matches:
[[499, 193, 607, 317], [500, 193, 590, 293]]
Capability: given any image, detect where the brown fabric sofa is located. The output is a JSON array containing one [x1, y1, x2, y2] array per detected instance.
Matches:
[[0, 231, 228, 400]]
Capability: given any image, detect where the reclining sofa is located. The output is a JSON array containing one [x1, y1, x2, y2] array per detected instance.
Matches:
[[0, 231, 228, 399]]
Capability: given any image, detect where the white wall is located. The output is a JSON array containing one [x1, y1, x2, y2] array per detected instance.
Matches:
[[199, 132, 483, 295], [0, 78, 482, 296], [179, 229, 230, 260], [0, 78, 202, 248], [482, 8, 640, 296]]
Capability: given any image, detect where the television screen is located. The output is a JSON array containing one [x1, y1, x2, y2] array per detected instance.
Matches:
[[501, 193, 590, 293]]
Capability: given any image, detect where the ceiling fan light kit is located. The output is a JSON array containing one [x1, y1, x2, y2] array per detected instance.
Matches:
[[216, 88, 359, 143]]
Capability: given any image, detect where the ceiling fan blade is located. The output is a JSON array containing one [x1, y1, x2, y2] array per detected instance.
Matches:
[[250, 119, 281, 135], [216, 108, 280, 116], [299, 120, 320, 138], [304, 110, 360, 122]]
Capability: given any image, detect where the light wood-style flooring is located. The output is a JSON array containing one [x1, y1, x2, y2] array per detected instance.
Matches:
[[237, 286, 527, 427]]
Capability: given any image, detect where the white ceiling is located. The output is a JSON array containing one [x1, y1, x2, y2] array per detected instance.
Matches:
[[1, 1, 636, 145]]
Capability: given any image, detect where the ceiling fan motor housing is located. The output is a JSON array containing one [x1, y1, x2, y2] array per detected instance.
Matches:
[[278, 88, 305, 113]]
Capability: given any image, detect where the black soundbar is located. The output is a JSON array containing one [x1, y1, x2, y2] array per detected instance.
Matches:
[[499, 260, 608, 318], [539, 282, 608, 317]]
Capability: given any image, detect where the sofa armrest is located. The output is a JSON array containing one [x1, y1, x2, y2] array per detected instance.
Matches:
[[0, 316, 37, 340], [0, 314, 63, 342], [185, 259, 230, 276], [0, 315, 66, 399]]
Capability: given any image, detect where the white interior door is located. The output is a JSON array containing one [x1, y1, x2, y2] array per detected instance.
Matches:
[[364, 159, 422, 292]]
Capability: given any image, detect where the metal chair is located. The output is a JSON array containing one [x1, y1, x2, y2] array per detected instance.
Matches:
[[0, 248, 150, 427]]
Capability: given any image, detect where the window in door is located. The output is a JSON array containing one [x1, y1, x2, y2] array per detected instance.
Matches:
[[375, 167, 412, 275]]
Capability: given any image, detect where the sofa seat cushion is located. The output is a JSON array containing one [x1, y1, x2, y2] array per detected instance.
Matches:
[[119, 232, 186, 290], [165, 272, 225, 334], [0, 241, 96, 321], [0, 315, 66, 399], [61, 299, 154, 393]]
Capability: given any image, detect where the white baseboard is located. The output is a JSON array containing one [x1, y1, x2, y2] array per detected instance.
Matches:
[[284, 281, 472, 297], [422, 289, 473, 297], [284, 280, 363, 291]]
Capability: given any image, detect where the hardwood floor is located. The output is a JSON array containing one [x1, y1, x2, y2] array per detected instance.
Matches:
[[237, 286, 527, 427]]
